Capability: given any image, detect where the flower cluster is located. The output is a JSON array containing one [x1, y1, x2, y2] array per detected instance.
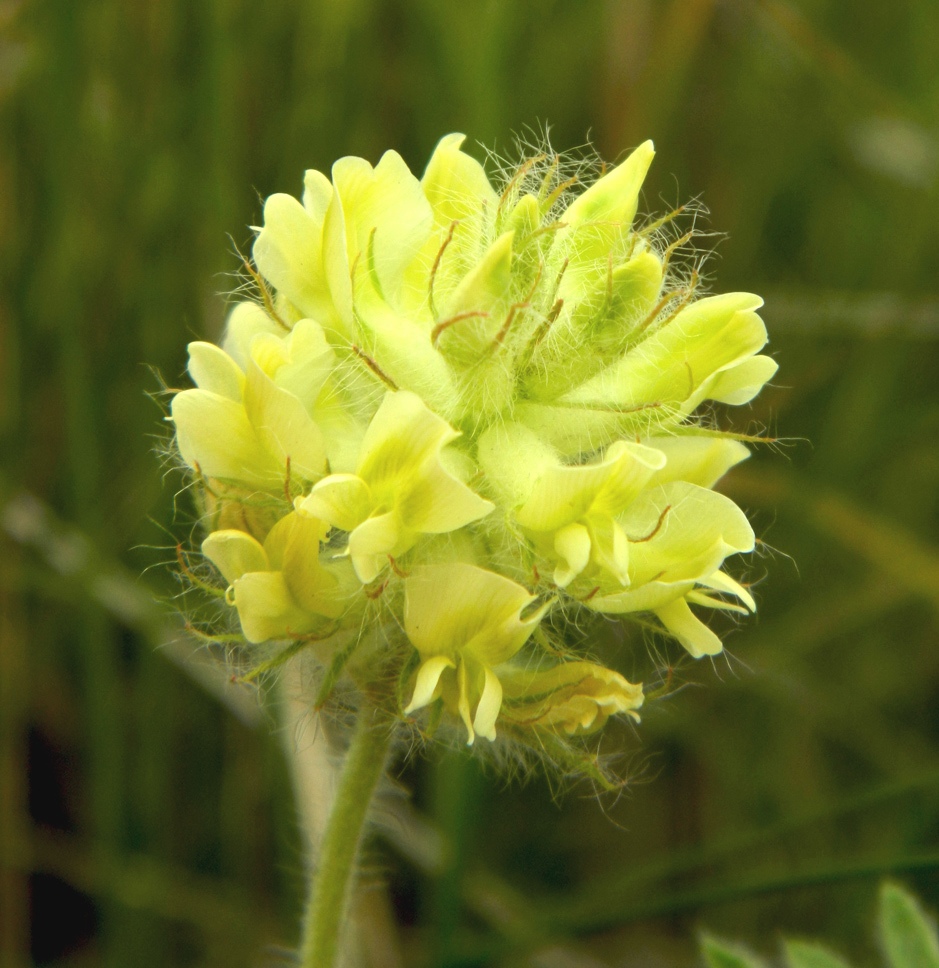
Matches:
[[171, 135, 775, 750]]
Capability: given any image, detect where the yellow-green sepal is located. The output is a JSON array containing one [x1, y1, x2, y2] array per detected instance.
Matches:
[[561, 140, 655, 267]]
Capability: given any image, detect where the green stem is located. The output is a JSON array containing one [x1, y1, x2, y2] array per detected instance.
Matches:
[[299, 710, 393, 968]]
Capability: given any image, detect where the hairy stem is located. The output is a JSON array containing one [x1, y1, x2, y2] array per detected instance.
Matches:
[[299, 709, 393, 968]]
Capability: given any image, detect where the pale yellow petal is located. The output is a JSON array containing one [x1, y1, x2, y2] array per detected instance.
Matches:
[[553, 293, 768, 441], [398, 464, 493, 533], [508, 192, 540, 237], [221, 301, 286, 370], [553, 523, 592, 587], [592, 441, 667, 514], [187, 342, 245, 400], [404, 563, 542, 668], [686, 590, 751, 615], [440, 230, 514, 320], [585, 581, 693, 615], [302, 168, 332, 220], [654, 597, 722, 657], [201, 530, 269, 585], [231, 572, 318, 643], [622, 481, 755, 586], [472, 665, 503, 742], [404, 655, 457, 714], [331, 149, 433, 302], [565, 139, 654, 228], [457, 658, 476, 745], [251, 319, 334, 414], [243, 360, 328, 482], [261, 511, 298, 570], [171, 389, 277, 487], [348, 511, 402, 583], [694, 354, 778, 407], [253, 193, 330, 321], [246, 332, 289, 377], [301, 474, 372, 532], [435, 232, 515, 362], [322, 185, 354, 328], [587, 516, 630, 586], [281, 512, 343, 618], [645, 436, 750, 489], [697, 570, 756, 612], [607, 250, 664, 324], [516, 460, 612, 532], [516, 441, 662, 533], [357, 391, 456, 487], [515, 292, 772, 455], [500, 660, 643, 734]]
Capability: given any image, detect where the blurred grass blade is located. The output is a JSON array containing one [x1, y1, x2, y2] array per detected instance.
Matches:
[[728, 471, 939, 615], [879, 882, 939, 968], [546, 852, 939, 940], [784, 939, 854, 968], [810, 493, 939, 613], [547, 768, 939, 932], [701, 935, 768, 968], [763, 291, 939, 338], [756, 0, 921, 120]]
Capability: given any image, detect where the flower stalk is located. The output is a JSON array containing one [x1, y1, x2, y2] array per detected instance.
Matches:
[[299, 709, 393, 968]]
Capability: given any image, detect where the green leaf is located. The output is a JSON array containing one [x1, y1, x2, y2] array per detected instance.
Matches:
[[784, 938, 854, 968], [700, 934, 768, 968], [879, 881, 939, 968]]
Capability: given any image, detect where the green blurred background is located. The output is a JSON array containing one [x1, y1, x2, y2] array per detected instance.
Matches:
[[2, 0, 939, 965]]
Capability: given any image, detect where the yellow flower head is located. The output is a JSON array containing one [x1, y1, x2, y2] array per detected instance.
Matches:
[[169, 133, 777, 753]]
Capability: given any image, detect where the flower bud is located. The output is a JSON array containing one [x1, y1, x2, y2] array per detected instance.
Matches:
[[500, 661, 643, 735]]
